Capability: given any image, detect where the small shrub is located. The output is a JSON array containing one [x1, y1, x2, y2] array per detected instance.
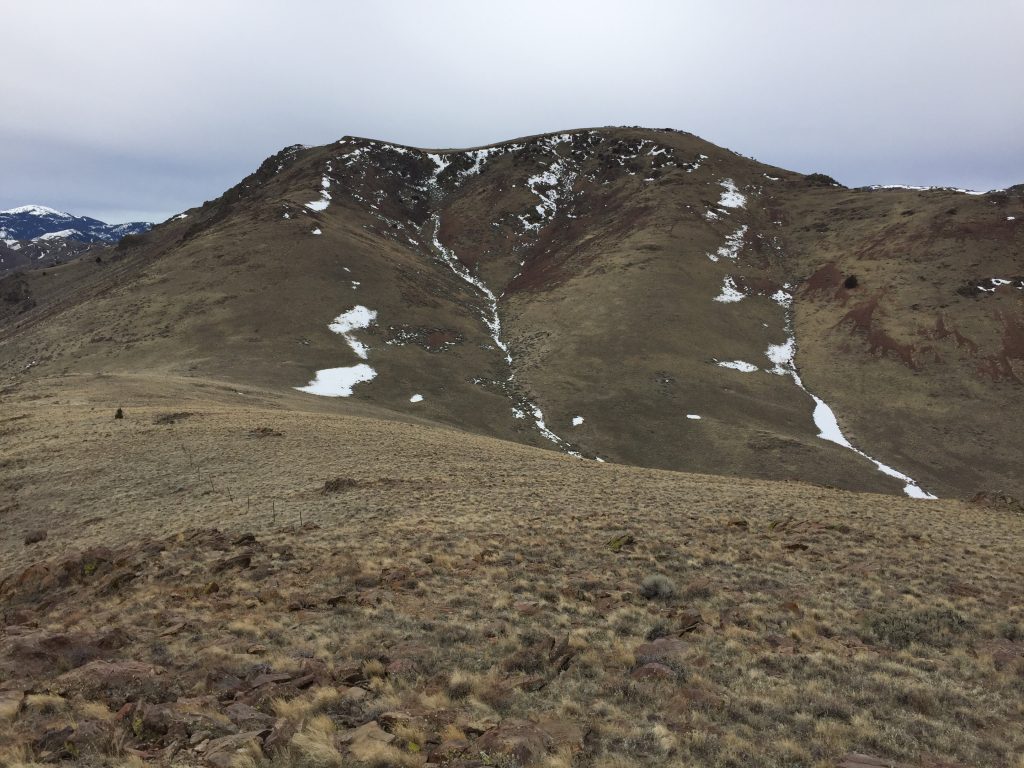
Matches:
[[866, 607, 973, 649], [322, 477, 358, 494], [446, 670, 474, 700], [639, 574, 676, 600], [645, 622, 672, 641], [24, 529, 47, 545], [805, 172, 843, 187]]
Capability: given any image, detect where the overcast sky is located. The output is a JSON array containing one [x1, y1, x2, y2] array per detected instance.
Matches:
[[2, 1, 1021, 223]]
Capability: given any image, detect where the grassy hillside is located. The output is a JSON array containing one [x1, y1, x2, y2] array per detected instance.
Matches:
[[1, 128, 1020, 498], [0, 374, 1022, 767]]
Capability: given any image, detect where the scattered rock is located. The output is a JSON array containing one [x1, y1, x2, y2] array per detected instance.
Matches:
[[969, 491, 1024, 514], [32, 726, 76, 761], [204, 731, 269, 768], [631, 662, 675, 680], [385, 657, 418, 678], [781, 601, 803, 617], [377, 711, 413, 731], [248, 672, 293, 689], [160, 621, 188, 637], [53, 660, 168, 705], [473, 719, 554, 766], [225, 701, 275, 730], [509, 674, 547, 692], [635, 637, 688, 666], [211, 553, 252, 573], [837, 754, 907, 768], [6, 628, 129, 678], [339, 720, 395, 759], [153, 412, 193, 425], [114, 408, 124, 419], [339, 685, 368, 702], [428, 737, 469, 763], [262, 718, 296, 755], [676, 608, 705, 633]]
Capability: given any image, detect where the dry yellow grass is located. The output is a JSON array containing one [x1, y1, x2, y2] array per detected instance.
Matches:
[[1, 373, 1022, 766]]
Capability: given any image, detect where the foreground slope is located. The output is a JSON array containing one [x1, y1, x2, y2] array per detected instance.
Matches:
[[0, 374, 1022, 767], [0, 127, 1021, 497]]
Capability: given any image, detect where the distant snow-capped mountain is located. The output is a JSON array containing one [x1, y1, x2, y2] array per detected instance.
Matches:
[[0, 205, 153, 275], [0, 204, 151, 248]]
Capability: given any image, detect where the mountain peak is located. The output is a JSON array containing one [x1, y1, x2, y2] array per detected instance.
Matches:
[[0, 204, 69, 217]]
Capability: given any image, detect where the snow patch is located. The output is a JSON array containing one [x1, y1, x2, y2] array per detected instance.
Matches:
[[429, 214, 579, 455], [306, 168, 333, 212], [1, 204, 66, 217], [311, 228, 322, 235], [717, 179, 746, 209], [708, 225, 747, 262], [765, 288, 936, 499], [714, 276, 745, 303], [34, 229, 80, 241], [410, 394, 424, 403], [572, 416, 584, 426], [327, 305, 377, 359], [686, 414, 702, 420], [869, 184, 990, 195], [295, 365, 376, 398], [520, 159, 576, 233], [295, 305, 378, 398], [717, 360, 758, 372]]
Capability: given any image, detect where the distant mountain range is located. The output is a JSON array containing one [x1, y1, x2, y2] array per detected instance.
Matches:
[[0, 205, 152, 274]]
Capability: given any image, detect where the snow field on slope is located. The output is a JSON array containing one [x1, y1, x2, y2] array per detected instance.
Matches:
[[295, 305, 378, 398]]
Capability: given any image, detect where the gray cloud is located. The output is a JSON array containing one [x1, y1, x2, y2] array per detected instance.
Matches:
[[1, 0, 1021, 222]]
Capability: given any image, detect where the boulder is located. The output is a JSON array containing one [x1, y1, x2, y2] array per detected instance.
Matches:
[[262, 717, 297, 755], [630, 662, 676, 680], [473, 719, 553, 766], [634, 637, 688, 665], [53, 659, 168, 705], [225, 701, 275, 730], [6, 627, 129, 678], [837, 754, 907, 768], [428, 737, 469, 763], [340, 720, 397, 762], [204, 731, 269, 768]]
